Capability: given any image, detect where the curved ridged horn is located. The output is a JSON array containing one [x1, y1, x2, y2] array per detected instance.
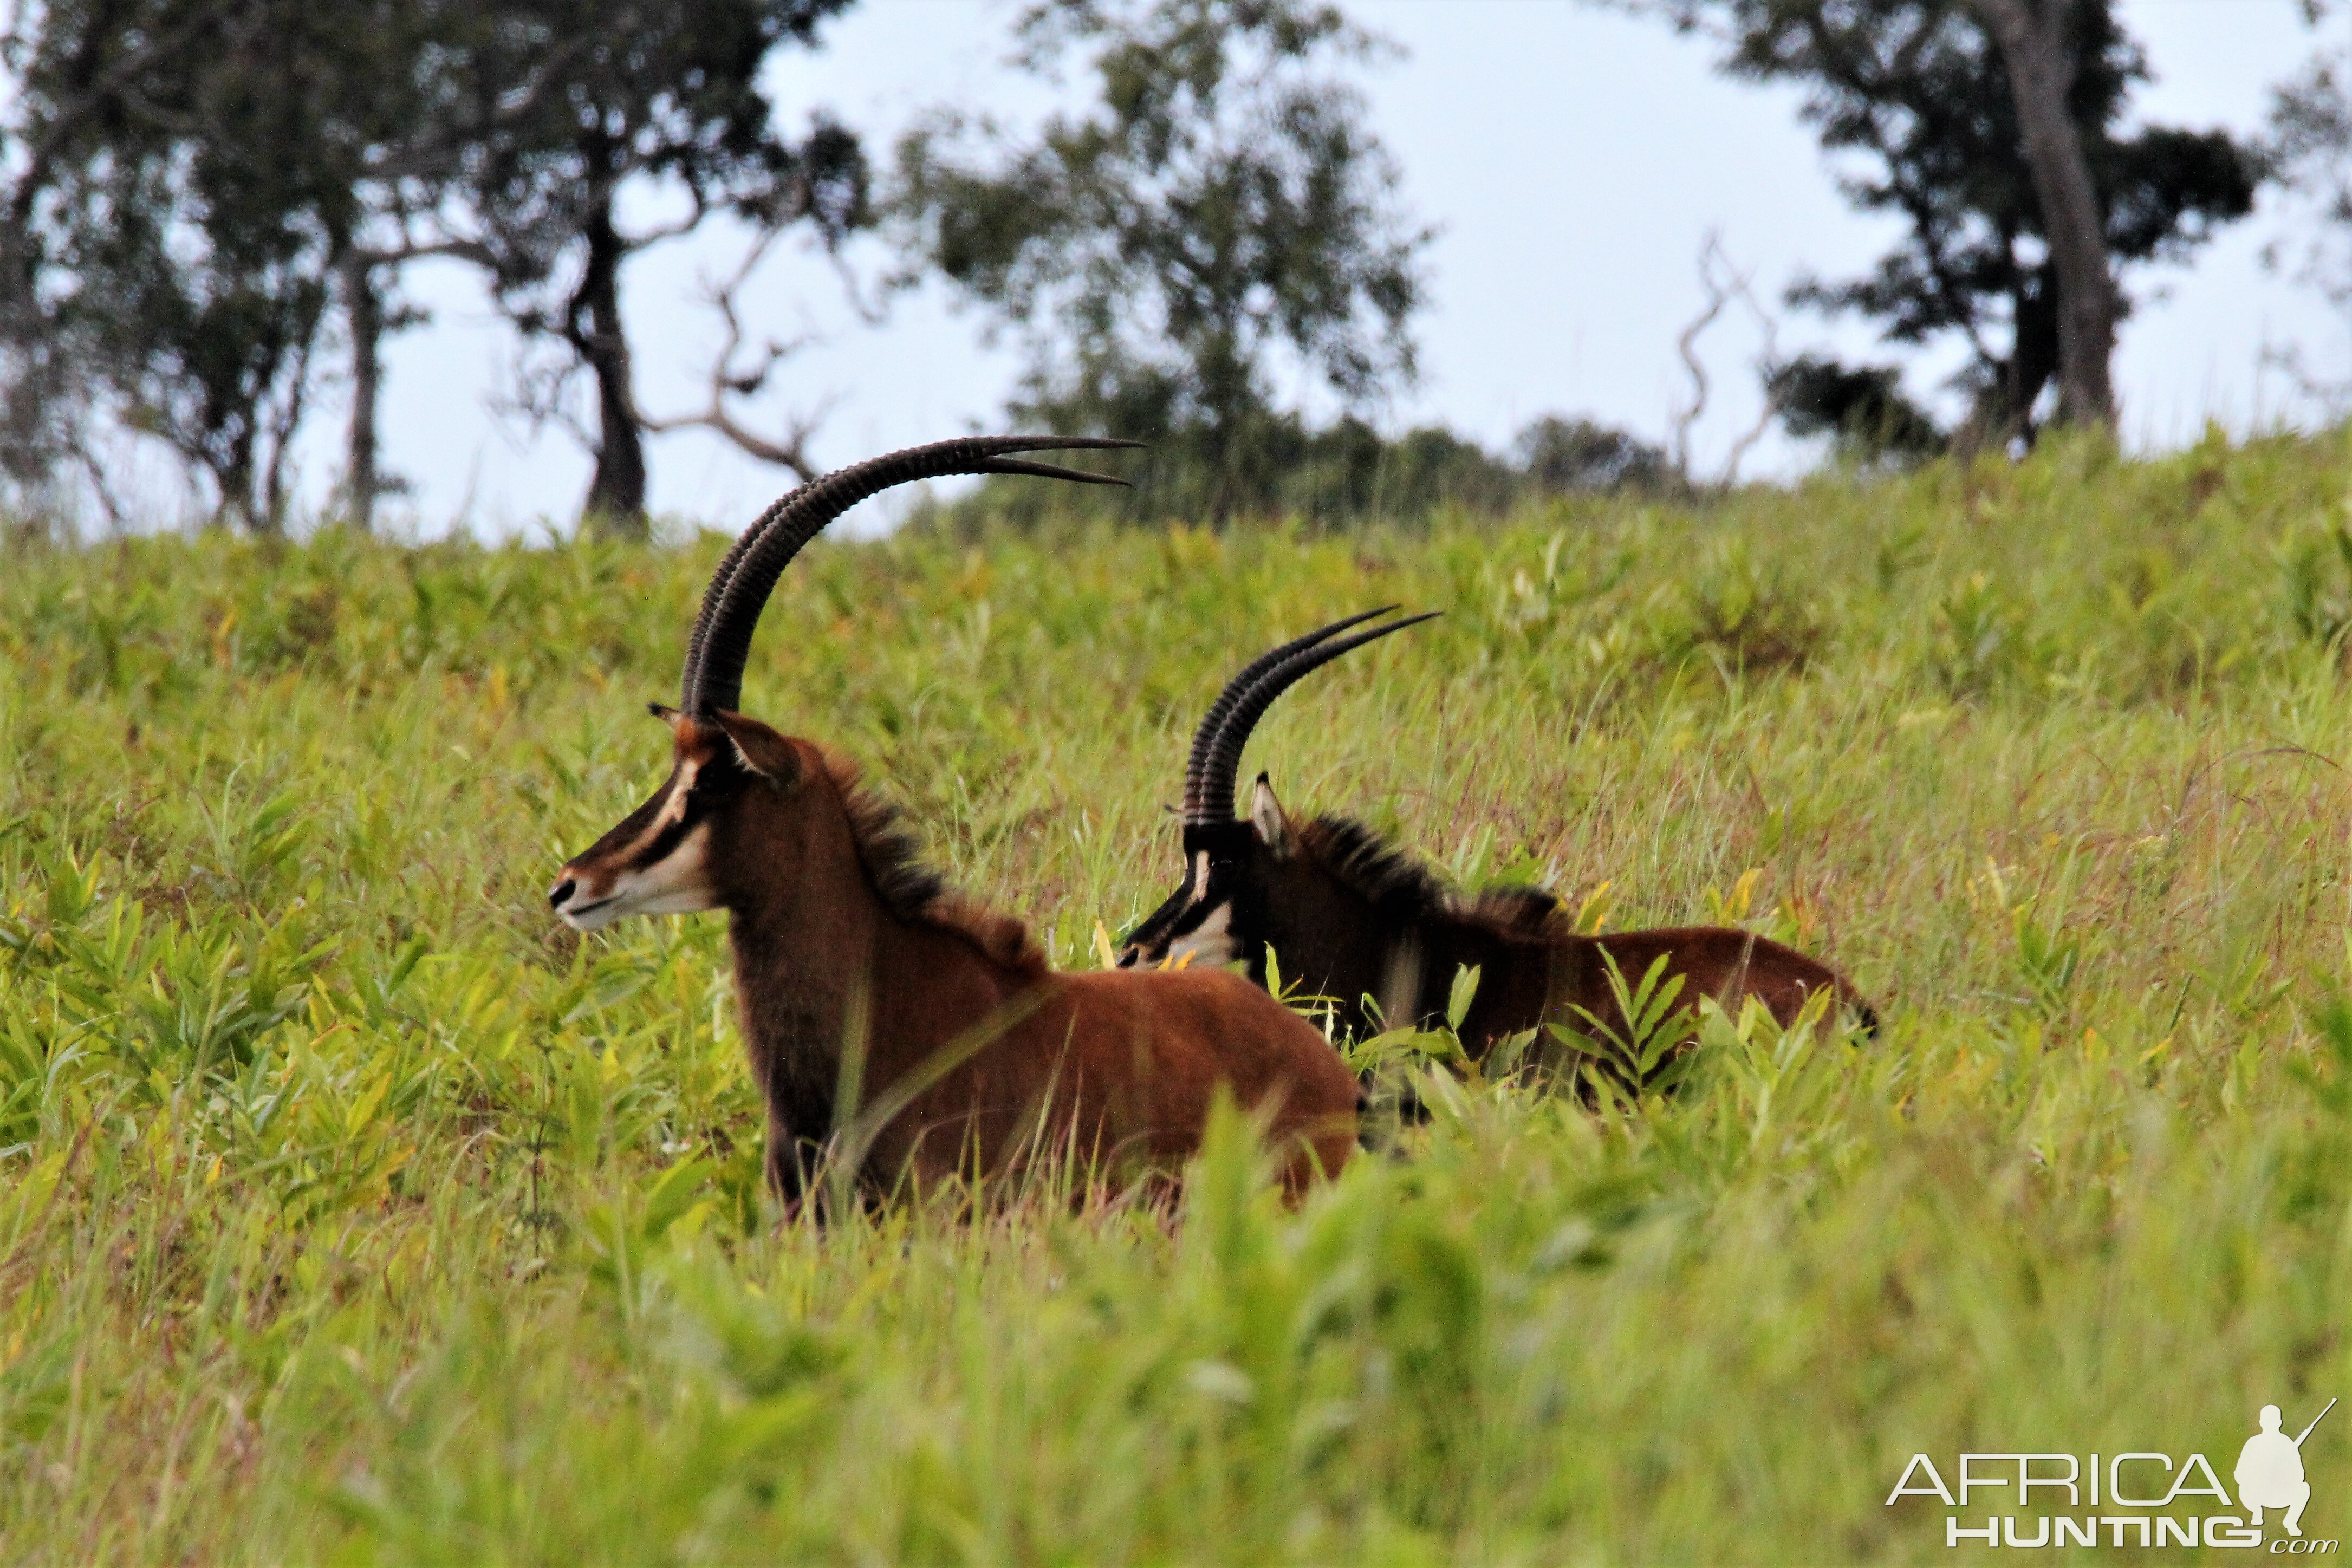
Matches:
[[681, 436, 1142, 715], [1180, 608, 1402, 823], [1195, 610, 1441, 824]]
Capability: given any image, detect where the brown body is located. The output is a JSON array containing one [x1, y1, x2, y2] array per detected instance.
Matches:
[[1116, 610, 1880, 1094], [1122, 790, 1877, 1082], [1561, 926, 1869, 1049], [556, 712, 1355, 1199]]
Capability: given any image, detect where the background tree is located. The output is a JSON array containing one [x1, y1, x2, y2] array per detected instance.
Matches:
[[2267, 0, 2351, 409], [456, 0, 868, 537], [0, 0, 228, 518], [911, 411, 1667, 535], [3, 0, 350, 530], [310, 2, 587, 531], [320, 0, 867, 531], [1639, 0, 2259, 450], [1516, 416, 1672, 494], [1765, 354, 1946, 463], [892, 0, 1430, 522], [0, 0, 866, 537], [1968, 0, 2119, 430], [2, 1, 568, 531]]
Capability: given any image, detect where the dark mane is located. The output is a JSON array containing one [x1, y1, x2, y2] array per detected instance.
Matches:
[[821, 751, 1048, 975], [1456, 884, 1567, 934], [1300, 814, 1565, 936], [1297, 815, 1449, 917]]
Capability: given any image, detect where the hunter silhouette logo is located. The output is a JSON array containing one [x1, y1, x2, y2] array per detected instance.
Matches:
[[1886, 1397, 2340, 1550], [2240, 1400, 2333, 1538]]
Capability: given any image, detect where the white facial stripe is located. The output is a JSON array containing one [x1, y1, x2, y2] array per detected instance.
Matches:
[[1163, 898, 1236, 966], [631, 757, 699, 850], [1189, 850, 1212, 899], [560, 823, 718, 929]]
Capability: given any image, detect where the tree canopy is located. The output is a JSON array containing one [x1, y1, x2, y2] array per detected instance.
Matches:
[[2268, 1, 2351, 407], [892, 0, 1431, 521], [3, 0, 362, 527], [1646, 0, 2260, 448], [0, 0, 865, 535], [1765, 354, 1947, 464], [456, 0, 867, 533]]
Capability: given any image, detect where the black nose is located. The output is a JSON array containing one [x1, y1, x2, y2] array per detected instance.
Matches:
[[548, 877, 576, 910]]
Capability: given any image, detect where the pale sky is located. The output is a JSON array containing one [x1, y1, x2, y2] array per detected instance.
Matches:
[[254, 0, 2352, 537]]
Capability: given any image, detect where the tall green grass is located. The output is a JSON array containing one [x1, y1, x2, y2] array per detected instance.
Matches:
[[5, 427, 2352, 1562]]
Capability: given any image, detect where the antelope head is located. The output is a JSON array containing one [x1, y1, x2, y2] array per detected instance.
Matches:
[[549, 705, 813, 930], [1115, 608, 1438, 975], [550, 437, 1142, 933]]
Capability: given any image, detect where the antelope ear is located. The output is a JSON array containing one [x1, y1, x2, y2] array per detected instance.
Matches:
[[707, 710, 803, 785], [1250, 773, 1292, 860]]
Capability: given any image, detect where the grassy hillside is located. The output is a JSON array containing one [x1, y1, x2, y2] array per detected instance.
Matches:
[[5, 428, 2352, 1562]]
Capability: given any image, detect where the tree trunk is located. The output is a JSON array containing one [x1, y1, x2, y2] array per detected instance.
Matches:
[[1953, 269, 2060, 454], [212, 447, 257, 533], [1971, 0, 2118, 433], [574, 192, 648, 539], [340, 250, 382, 531]]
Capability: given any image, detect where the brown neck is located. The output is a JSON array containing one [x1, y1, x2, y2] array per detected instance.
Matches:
[[1412, 909, 1554, 1051], [720, 786, 870, 1150], [718, 762, 1036, 1150], [1270, 879, 1546, 1047], [1256, 873, 1413, 1037]]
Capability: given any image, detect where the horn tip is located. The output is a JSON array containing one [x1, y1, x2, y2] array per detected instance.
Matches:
[[997, 434, 1148, 451]]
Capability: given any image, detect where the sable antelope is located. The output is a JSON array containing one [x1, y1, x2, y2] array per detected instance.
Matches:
[[1116, 611, 1879, 1080], [550, 438, 1357, 1200]]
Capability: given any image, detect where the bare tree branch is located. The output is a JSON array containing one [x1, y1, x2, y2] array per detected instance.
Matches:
[[634, 227, 837, 482], [1667, 232, 1789, 488], [1669, 232, 1731, 481], [1713, 259, 1784, 486]]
